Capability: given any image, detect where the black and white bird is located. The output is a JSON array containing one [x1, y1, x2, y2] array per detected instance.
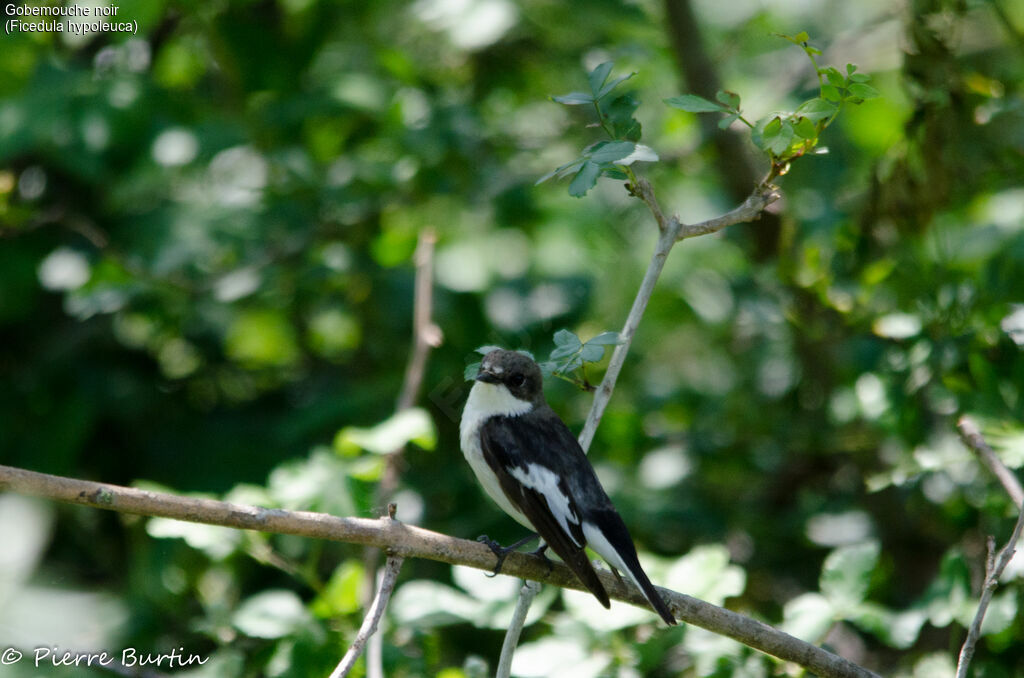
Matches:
[[460, 348, 677, 625]]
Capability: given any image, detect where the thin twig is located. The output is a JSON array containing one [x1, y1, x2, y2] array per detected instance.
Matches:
[[577, 182, 777, 452], [362, 227, 440, 678], [0, 463, 879, 678], [330, 553, 405, 678], [375, 227, 441, 508], [955, 416, 1024, 678], [677, 188, 781, 241], [496, 581, 542, 678], [957, 416, 1024, 508]]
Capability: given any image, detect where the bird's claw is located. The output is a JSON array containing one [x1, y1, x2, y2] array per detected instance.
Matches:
[[477, 534, 511, 576], [476, 533, 541, 577]]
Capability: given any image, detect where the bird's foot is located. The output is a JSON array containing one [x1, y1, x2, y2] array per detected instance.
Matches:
[[528, 542, 553, 577], [477, 533, 540, 577]]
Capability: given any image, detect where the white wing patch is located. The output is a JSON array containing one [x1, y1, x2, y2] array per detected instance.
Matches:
[[509, 463, 581, 546]]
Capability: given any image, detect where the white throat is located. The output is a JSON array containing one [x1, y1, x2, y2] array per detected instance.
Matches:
[[459, 381, 536, 530], [463, 381, 532, 418], [460, 381, 532, 451]]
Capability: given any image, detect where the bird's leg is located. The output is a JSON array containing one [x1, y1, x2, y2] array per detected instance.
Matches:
[[477, 533, 540, 576]]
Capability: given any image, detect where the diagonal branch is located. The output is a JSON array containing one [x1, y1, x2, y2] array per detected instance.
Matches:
[[0, 463, 879, 678], [957, 416, 1024, 508], [955, 416, 1024, 678], [330, 551, 405, 678], [577, 181, 778, 452]]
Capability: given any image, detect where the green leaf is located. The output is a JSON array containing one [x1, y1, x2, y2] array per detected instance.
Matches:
[[558, 355, 583, 373], [718, 113, 740, 129], [553, 328, 582, 347], [794, 31, 809, 43], [755, 116, 797, 157], [664, 94, 728, 113], [596, 72, 636, 100], [587, 140, 635, 163], [535, 158, 585, 185], [823, 67, 845, 88], [715, 90, 741, 110], [796, 97, 838, 122], [233, 590, 311, 639], [848, 72, 871, 83], [147, 516, 241, 559], [550, 344, 579, 360], [311, 561, 365, 617], [781, 592, 834, 642], [584, 331, 622, 345], [665, 544, 747, 605], [587, 62, 614, 97], [606, 93, 642, 141], [568, 160, 601, 197], [335, 407, 437, 455], [850, 603, 927, 649], [617, 143, 658, 165], [794, 116, 818, 139], [846, 63, 858, 74], [820, 541, 880, 612], [822, 85, 842, 102], [848, 83, 880, 100], [552, 92, 594, 105], [579, 343, 604, 363], [475, 344, 503, 355], [551, 329, 582, 358], [389, 580, 481, 628], [225, 308, 300, 368], [464, 361, 481, 381]]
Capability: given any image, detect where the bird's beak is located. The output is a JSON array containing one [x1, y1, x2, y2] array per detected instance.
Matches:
[[475, 369, 500, 384]]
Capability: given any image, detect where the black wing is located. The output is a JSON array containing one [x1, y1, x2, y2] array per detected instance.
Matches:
[[479, 412, 610, 608], [482, 407, 677, 625]]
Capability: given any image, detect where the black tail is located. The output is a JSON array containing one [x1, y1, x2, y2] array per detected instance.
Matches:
[[624, 558, 677, 626], [544, 538, 611, 608], [587, 511, 678, 625]]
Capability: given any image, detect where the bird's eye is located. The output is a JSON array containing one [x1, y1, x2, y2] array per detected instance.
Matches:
[[509, 374, 525, 387]]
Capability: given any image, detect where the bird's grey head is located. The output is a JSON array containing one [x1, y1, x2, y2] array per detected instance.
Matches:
[[476, 349, 544, 404]]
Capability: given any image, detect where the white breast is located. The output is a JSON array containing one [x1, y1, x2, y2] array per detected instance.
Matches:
[[460, 381, 534, 530]]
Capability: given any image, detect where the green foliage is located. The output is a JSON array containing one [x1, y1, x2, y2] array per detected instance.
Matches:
[[667, 32, 879, 177], [3, 2, 1024, 677], [334, 408, 437, 456], [540, 62, 655, 196]]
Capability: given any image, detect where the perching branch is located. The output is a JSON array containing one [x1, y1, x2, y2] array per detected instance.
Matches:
[[954, 416, 1024, 678], [0, 464, 879, 678], [330, 551, 405, 678]]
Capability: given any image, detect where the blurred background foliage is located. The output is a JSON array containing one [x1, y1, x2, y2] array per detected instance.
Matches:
[[1, 0, 1024, 676]]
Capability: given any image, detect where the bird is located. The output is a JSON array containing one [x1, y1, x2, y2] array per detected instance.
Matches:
[[459, 348, 677, 625]]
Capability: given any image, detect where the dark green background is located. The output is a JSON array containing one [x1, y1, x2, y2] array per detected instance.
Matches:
[[2, 0, 1023, 676]]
